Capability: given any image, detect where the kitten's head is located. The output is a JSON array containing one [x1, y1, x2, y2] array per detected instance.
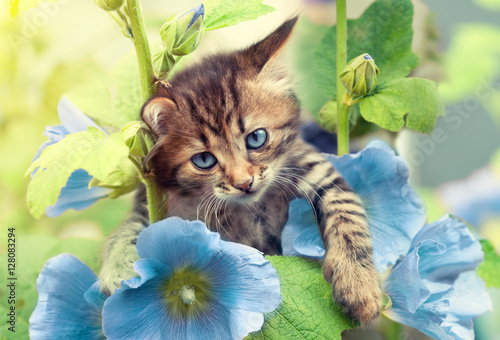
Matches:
[[142, 17, 300, 203]]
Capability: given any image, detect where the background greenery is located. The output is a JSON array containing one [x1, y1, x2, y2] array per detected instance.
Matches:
[[0, 0, 499, 339]]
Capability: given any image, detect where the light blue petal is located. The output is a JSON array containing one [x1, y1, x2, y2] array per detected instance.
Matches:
[[31, 125, 69, 164], [44, 169, 111, 217], [281, 199, 324, 258], [207, 242, 281, 313], [385, 240, 445, 314], [126, 258, 173, 289], [84, 281, 107, 310], [185, 302, 233, 340], [29, 254, 104, 340], [410, 216, 483, 283], [385, 287, 454, 340], [441, 271, 492, 340], [57, 96, 103, 134], [323, 140, 426, 272], [102, 277, 171, 340], [229, 309, 264, 340], [136, 217, 222, 269]]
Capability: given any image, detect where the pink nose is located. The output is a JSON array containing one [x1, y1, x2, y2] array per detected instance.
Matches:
[[234, 178, 254, 192]]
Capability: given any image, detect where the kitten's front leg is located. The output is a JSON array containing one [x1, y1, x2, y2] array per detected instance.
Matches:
[[288, 147, 381, 323], [99, 218, 146, 296]]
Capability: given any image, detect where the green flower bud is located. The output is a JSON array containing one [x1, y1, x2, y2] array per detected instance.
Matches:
[[160, 4, 205, 57], [153, 50, 176, 80], [93, 0, 124, 11], [121, 121, 156, 159], [340, 53, 380, 96]]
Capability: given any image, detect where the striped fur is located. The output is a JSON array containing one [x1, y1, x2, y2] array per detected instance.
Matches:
[[100, 17, 381, 323]]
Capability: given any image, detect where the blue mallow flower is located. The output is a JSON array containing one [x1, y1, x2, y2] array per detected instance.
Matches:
[[281, 140, 426, 271], [383, 216, 491, 340], [280, 141, 491, 339], [29, 254, 107, 340], [102, 217, 281, 340], [32, 96, 111, 217]]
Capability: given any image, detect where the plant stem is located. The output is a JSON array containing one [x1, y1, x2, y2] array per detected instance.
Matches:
[[125, 0, 156, 101], [144, 176, 167, 223], [125, 0, 166, 223], [336, 0, 349, 155]]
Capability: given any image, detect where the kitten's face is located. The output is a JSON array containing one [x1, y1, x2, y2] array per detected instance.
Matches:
[[142, 18, 300, 204]]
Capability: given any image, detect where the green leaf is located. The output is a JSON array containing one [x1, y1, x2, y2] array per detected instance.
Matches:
[[246, 256, 355, 340], [359, 78, 445, 133], [477, 239, 500, 288], [203, 0, 275, 31], [9, 0, 62, 18], [67, 54, 143, 129], [26, 128, 129, 218], [315, 0, 419, 99]]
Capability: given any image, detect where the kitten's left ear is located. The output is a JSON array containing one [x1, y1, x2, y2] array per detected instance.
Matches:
[[240, 16, 298, 74]]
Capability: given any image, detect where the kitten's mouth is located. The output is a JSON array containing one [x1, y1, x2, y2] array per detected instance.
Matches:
[[232, 189, 262, 202]]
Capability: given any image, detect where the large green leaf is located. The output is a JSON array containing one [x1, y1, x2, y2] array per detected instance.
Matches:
[[26, 128, 129, 219], [67, 54, 143, 129], [246, 256, 355, 340], [359, 78, 445, 133], [203, 0, 275, 31], [477, 239, 500, 288], [315, 0, 419, 99]]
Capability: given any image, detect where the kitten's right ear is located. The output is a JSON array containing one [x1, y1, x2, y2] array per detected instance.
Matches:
[[141, 97, 177, 135]]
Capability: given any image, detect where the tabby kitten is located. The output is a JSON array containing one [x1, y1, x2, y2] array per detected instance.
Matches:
[[100, 17, 381, 324]]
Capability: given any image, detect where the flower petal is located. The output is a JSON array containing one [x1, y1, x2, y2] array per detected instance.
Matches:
[[410, 216, 483, 283], [384, 287, 454, 340], [136, 217, 221, 269], [102, 277, 173, 340], [207, 241, 282, 313], [229, 309, 264, 340], [441, 271, 492, 340], [45, 169, 111, 217], [57, 96, 103, 134], [384, 240, 445, 314], [281, 199, 324, 259], [127, 258, 173, 289], [323, 140, 426, 272], [29, 254, 104, 340]]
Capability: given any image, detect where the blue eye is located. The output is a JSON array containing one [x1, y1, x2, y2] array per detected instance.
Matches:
[[246, 129, 267, 149], [191, 152, 217, 169]]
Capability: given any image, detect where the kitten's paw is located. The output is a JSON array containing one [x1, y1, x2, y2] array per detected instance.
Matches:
[[338, 284, 381, 325], [323, 259, 382, 324], [99, 258, 138, 296]]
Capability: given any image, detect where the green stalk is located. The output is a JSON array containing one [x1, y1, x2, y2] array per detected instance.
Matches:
[[125, 0, 165, 223], [125, 0, 156, 101], [336, 0, 349, 155], [145, 176, 167, 223]]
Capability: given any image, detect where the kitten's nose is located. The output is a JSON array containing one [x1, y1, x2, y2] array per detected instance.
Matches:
[[234, 178, 254, 192]]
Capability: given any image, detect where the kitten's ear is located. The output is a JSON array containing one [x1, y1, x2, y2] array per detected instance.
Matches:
[[141, 96, 177, 135], [240, 16, 298, 73]]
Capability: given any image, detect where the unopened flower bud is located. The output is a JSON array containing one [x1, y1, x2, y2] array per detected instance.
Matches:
[[93, 0, 124, 11], [340, 53, 379, 96], [160, 4, 205, 57]]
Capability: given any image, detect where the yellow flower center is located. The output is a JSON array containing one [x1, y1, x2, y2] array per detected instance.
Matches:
[[162, 266, 213, 319]]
